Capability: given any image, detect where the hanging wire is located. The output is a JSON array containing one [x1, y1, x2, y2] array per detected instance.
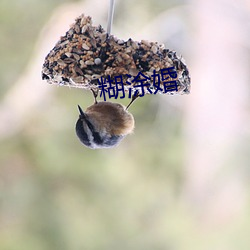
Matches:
[[107, 0, 115, 34]]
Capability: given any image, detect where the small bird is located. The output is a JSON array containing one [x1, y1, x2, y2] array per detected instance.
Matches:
[[75, 91, 136, 149]]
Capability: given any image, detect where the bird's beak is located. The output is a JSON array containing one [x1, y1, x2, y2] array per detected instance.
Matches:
[[77, 105, 86, 119]]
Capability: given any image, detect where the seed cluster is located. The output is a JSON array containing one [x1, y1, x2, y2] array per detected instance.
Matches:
[[42, 14, 190, 95]]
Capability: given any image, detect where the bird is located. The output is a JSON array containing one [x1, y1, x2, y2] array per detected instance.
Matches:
[[75, 90, 137, 149]]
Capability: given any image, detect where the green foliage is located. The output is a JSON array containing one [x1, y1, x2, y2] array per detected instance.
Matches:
[[0, 0, 70, 98]]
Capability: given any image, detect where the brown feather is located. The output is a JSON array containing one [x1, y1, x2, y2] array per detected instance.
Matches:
[[85, 102, 134, 135]]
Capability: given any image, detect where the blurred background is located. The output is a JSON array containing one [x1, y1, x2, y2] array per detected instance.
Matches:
[[1, 0, 250, 249]]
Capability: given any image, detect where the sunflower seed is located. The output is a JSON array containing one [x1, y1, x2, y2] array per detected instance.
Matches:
[[82, 43, 90, 50], [85, 60, 94, 65]]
